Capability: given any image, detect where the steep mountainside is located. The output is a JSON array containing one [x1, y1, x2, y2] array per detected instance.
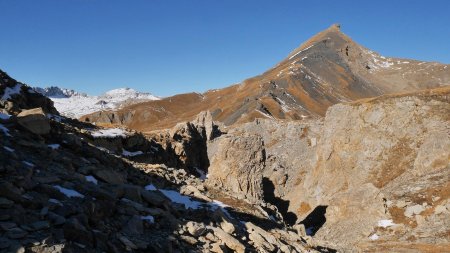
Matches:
[[81, 24, 450, 132], [1, 70, 332, 252], [35, 86, 160, 118]]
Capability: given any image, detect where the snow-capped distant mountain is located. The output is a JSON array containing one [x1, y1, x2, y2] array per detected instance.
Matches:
[[33, 86, 85, 98], [34, 86, 160, 118]]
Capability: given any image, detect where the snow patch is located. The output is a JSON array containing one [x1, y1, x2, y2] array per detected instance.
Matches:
[[378, 219, 395, 228], [91, 128, 128, 138], [0, 112, 11, 120], [85, 175, 98, 185], [47, 144, 60, 150], [122, 149, 144, 157], [3, 146, 14, 152], [141, 215, 155, 223], [208, 200, 231, 217], [289, 44, 314, 60], [54, 185, 85, 198], [48, 198, 63, 206], [1, 84, 22, 100], [369, 234, 379, 240], [256, 110, 274, 119], [159, 189, 203, 209], [22, 161, 35, 167], [0, 124, 11, 136], [144, 184, 157, 191]]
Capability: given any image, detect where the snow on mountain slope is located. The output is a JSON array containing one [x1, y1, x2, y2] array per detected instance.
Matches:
[[35, 86, 160, 118]]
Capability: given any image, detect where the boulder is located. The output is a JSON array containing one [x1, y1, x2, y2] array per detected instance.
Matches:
[[93, 169, 126, 184], [208, 226, 245, 253], [207, 134, 265, 203], [185, 221, 206, 237], [17, 108, 51, 135]]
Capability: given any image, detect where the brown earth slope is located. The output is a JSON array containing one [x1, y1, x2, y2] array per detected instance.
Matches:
[[81, 24, 450, 132]]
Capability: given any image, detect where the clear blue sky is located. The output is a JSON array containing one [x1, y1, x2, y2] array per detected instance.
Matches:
[[1, 0, 449, 97]]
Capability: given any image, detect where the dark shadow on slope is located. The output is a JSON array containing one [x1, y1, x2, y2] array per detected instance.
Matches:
[[299, 205, 328, 236], [262, 177, 297, 225]]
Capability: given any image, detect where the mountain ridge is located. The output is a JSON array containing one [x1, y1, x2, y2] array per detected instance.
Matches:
[[34, 86, 160, 118], [81, 24, 450, 132]]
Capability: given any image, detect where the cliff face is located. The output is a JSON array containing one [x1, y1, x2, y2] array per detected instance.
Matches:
[[205, 86, 450, 251], [80, 25, 450, 132]]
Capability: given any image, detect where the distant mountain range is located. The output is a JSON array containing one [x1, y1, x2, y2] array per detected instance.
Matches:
[[80, 24, 450, 132], [34, 86, 160, 118]]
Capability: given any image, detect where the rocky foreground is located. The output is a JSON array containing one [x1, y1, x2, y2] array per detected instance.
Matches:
[[1, 68, 450, 253], [1, 71, 332, 252]]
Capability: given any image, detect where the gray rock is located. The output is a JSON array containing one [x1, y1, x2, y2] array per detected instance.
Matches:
[[185, 221, 206, 237], [30, 220, 50, 230], [208, 226, 245, 253], [141, 190, 169, 207], [93, 169, 126, 184], [6, 227, 27, 239], [17, 108, 51, 135]]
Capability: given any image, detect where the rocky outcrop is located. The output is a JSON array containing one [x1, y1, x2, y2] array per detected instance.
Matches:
[[0, 70, 58, 115], [207, 134, 266, 203], [0, 102, 326, 253], [304, 87, 450, 250], [205, 86, 450, 251], [17, 108, 51, 135]]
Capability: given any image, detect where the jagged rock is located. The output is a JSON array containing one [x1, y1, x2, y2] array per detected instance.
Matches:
[[180, 235, 198, 245], [207, 134, 265, 203], [208, 226, 245, 253], [220, 220, 235, 235], [185, 221, 206, 237], [192, 111, 222, 141], [17, 108, 51, 135], [245, 222, 279, 252]]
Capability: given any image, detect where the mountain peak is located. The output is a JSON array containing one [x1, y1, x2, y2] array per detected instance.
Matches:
[[329, 23, 341, 31], [286, 24, 350, 60]]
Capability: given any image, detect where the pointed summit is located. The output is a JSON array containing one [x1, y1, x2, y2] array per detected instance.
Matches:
[[287, 24, 350, 59]]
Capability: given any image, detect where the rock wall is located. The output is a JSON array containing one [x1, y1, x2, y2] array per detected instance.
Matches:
[[306, 88, 450, 250], [207, 134, 266, 202], [205, 87, 450, 251]]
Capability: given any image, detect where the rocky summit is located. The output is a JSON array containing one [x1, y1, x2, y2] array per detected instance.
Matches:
[[1, 25, 450, 253]]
